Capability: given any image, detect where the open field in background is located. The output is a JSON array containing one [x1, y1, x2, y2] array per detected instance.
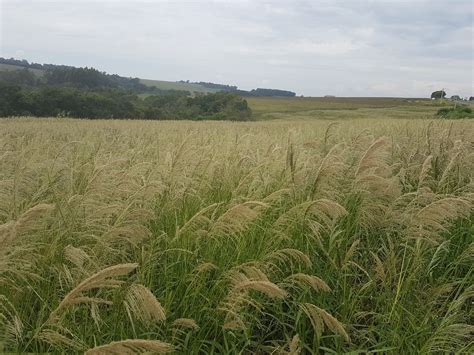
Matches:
[[0, 105, 473, 353], [139, 79, 219, 94], [247, 96, 449, 120]]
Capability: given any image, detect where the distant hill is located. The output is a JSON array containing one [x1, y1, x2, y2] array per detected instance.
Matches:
[[0, 57, 296, 97]]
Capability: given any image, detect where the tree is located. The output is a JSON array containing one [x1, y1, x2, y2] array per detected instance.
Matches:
[[450, 95, 461, 100], [469, 96, 474, 101], [431, 90, 446, 99]]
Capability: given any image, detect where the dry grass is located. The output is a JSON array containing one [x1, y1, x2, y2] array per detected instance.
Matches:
[[0, 115, 473, 353]]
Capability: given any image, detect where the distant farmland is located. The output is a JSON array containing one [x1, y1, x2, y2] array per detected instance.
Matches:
[[140, 78, 219, 94], [247, 96, 441, 120]]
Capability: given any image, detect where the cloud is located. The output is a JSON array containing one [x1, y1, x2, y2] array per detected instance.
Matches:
[[0, 0, 472, 97]]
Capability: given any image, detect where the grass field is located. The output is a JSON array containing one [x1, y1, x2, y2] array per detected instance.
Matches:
[[247, 96, 449, 120], [140, 79, 218, 95], [0, 100, 473, 353]]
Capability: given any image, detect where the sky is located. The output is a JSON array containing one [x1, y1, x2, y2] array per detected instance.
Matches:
[[0, 0, 472, 97]]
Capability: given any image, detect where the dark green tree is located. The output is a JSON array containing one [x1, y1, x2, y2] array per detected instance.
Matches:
[[431, 90, 446, 99]]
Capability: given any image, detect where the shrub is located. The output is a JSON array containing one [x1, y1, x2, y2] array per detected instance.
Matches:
[[436, 105, 474, 119]]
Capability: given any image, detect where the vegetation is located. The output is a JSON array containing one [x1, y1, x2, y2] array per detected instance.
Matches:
[[0, 114, 472, 353], [141, 79, 219, 95], [0, 61, 173, 93], [246, 96, 448, 120], [182, 81, 297, 97], [179, 81, 238, 92], [1, 58, 297, 98], [240, 88, 296, 97], [0, 58, 252, 121], [0, 84, 252, 120], [437, 105, 474, 119], [431, 90, 446, 99]]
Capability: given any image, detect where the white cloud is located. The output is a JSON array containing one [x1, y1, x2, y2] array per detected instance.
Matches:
[[0, 0, 472, 97]]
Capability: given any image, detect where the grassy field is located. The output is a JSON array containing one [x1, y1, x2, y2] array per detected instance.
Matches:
[[140, 79, 218, 95], [0, 102, 473, 353], [247, 96, 449, 120]]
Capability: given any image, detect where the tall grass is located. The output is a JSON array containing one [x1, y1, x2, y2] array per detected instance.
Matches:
[[0, 117, 473, 353]]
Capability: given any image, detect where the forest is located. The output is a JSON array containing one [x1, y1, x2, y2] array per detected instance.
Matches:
[[0, 59, 252, 120]]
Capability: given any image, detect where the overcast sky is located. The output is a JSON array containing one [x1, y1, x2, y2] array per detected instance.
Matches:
[[1, 0, 472, 97]]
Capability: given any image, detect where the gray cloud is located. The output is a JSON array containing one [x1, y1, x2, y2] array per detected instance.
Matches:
[[1, 0, 472, 97]]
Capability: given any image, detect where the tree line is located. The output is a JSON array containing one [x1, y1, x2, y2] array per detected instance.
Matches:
[[182, 80, 296, 97], [0, 84, 252, 120], [0, 58, 252, 120]]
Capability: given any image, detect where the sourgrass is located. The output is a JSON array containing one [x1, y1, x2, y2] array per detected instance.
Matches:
[[0, 115, 473, 353]]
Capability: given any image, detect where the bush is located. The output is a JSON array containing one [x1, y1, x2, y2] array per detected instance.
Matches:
[[436, 106, 474, 119], [0, 84, 252, 121]]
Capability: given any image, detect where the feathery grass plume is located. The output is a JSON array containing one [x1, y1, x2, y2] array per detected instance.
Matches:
[[421, 324, 474, 354], [0, 296, 23, 347], [285, 273, 331, 292], [235, 280, 288, 299], [408, 197, 471, 243], [222, 318, 247, 331], [455, 241, 474, 266], [423, 286, 474, 353], [273, 334, 302, 355], [64, 245, 91, 270], [174, 203, 219, 240], [274, 199, 346, 233], [261, 188, 291, 205], [220, 264, 282, 330], [310, 143, 345, 199], [395, 187, 437, 213], [48, 263, 138, 322], [323, 122, 339, 152], [209, 201, 268, 237], [286, 139, 297, 182], [0, 221, 16, 248], [264, 248, 312, 273], [371, 252, 386, 283], [352, 136, 401, 228], [309, 199, 348, 226], [288, 334, 301, 355], [37, 326, 86, 351], [0, 203, 54, 247], [427, 240, 450, 275], [14, 203, 55, 234], [232, 162, 269, 197], [172, 318, 199, 330], [85, 339, 174, 354], [193, 261, 219, 274], [124, 284, 166, 325], [300, 303, 324, 339], [227, 263, 271, 284], [301, 303, 350, 342], [438, 141, 464, 190], [418, 155, 433, 188], [102, 224, 151, 244], [341, 239, 360, 270], [355, 136, 389, 177]]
